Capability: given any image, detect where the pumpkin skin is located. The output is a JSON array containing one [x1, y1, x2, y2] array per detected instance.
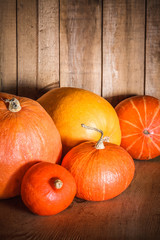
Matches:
[[38, 87, 121, 155], [61, 141, 135, 201], [0, 92, 62, 199], [115, 95, 160, 160], [21, 162, 76, 216]]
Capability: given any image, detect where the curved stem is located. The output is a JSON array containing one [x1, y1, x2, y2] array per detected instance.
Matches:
[[2, 98, 21, 112], [81, 124, 105, 149]]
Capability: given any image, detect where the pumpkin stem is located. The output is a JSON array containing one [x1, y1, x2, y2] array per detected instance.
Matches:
[[143, 129, 150, 135], [81, 124, 109, 149], [54, 179, 63, 189], [3, 98, 21, 112]]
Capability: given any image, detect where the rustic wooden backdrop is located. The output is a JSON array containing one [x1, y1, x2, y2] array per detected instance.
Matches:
[[0, 0, 160, 105]]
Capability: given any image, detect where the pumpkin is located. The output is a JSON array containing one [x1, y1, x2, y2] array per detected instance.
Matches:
[[0, 92, 62, 199], [21, 162, 76, 216], [61, 124, 135, 201], [115, 95, 160, 160], [37, 87, 121, 155]]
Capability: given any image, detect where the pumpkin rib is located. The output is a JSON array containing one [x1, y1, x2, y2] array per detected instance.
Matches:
[[126, 135, 143, 151], [137, 137, 145, 159], [130, 99, 145, 128], [119, 119, 142, 131], [150, 125, 160, 132], [121, 133, 141, 138], [148, 104, 160, 129], [143, 96, 147, 126], [151, 139, 160, 152]]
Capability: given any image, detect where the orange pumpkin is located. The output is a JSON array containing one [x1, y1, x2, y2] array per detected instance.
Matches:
[[0, 92, 62, 199], [38, 87, 121, 155], [61, 124, 135, 201], [21, 162, 76, 216], [115, 95, 160, 160]]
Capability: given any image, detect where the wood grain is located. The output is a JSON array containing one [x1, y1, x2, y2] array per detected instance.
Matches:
[[0, 0, 17, 94], [37, 0, 59, 97], [0, 0, 160, 102], [60, 0, 102, 95], [17, 0, 37, 99], [145, 0, 160, 98], [103, 0, 145, 106], [0, 158, 159, 240]]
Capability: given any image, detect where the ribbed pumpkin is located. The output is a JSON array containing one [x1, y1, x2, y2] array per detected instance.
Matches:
[[61, 124, 135, 201], [0, 92, 62, 199], [115, 95, 160, 160], [38, 87, 121, 155]]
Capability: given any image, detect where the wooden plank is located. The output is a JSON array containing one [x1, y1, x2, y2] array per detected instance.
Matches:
[[60, 0, 102, 95], [145, 0, 160, 98], [0, 0, 17, 94], [103, 0, 145, 106], [17, 0, 37, 99], [37, 0, 59, 97], [0, 158, 159, 239]]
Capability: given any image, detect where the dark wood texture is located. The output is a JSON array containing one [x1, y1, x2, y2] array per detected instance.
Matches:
[[0, 157, 159, 240]]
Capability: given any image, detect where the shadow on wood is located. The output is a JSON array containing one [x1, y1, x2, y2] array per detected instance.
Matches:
[[105, 94, 139, 107]]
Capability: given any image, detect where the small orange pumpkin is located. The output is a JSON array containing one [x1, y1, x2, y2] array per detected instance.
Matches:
[[0, 92, 62, 199], [115, 95, 160, 160], [21, 162, 76, 216], [38, 87, 121, 155], [61, 124, 135, 201]]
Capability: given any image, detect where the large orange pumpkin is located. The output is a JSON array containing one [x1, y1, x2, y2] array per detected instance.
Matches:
[[62, 124, 135, 201], [115, 95, 160, 160], [0, 92, 62, 199], [38, 87, 121, 155]]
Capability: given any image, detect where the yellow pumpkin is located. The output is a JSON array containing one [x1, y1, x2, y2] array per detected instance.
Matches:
[[38, 87, 121, 155]]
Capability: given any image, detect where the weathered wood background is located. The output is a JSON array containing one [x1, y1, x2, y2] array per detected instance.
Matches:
[[0, 0, 160, 105]]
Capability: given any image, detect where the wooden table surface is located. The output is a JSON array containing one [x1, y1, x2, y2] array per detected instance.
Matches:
[[0, 157, 159, 240]]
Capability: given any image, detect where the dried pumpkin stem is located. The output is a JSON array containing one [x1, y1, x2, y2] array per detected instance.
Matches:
[[3, 98, 21, 112], [81, 124, 106, 149], [143, 129, 150, 135], [54, 179, 63, 189]]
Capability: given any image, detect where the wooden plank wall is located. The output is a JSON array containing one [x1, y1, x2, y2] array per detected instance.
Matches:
[[0, 0, 160, 104], [0, 0, 16, 94], [60, 0, 101, 95], [17, 0, 37, 98], [103, 0, 145, 105]]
